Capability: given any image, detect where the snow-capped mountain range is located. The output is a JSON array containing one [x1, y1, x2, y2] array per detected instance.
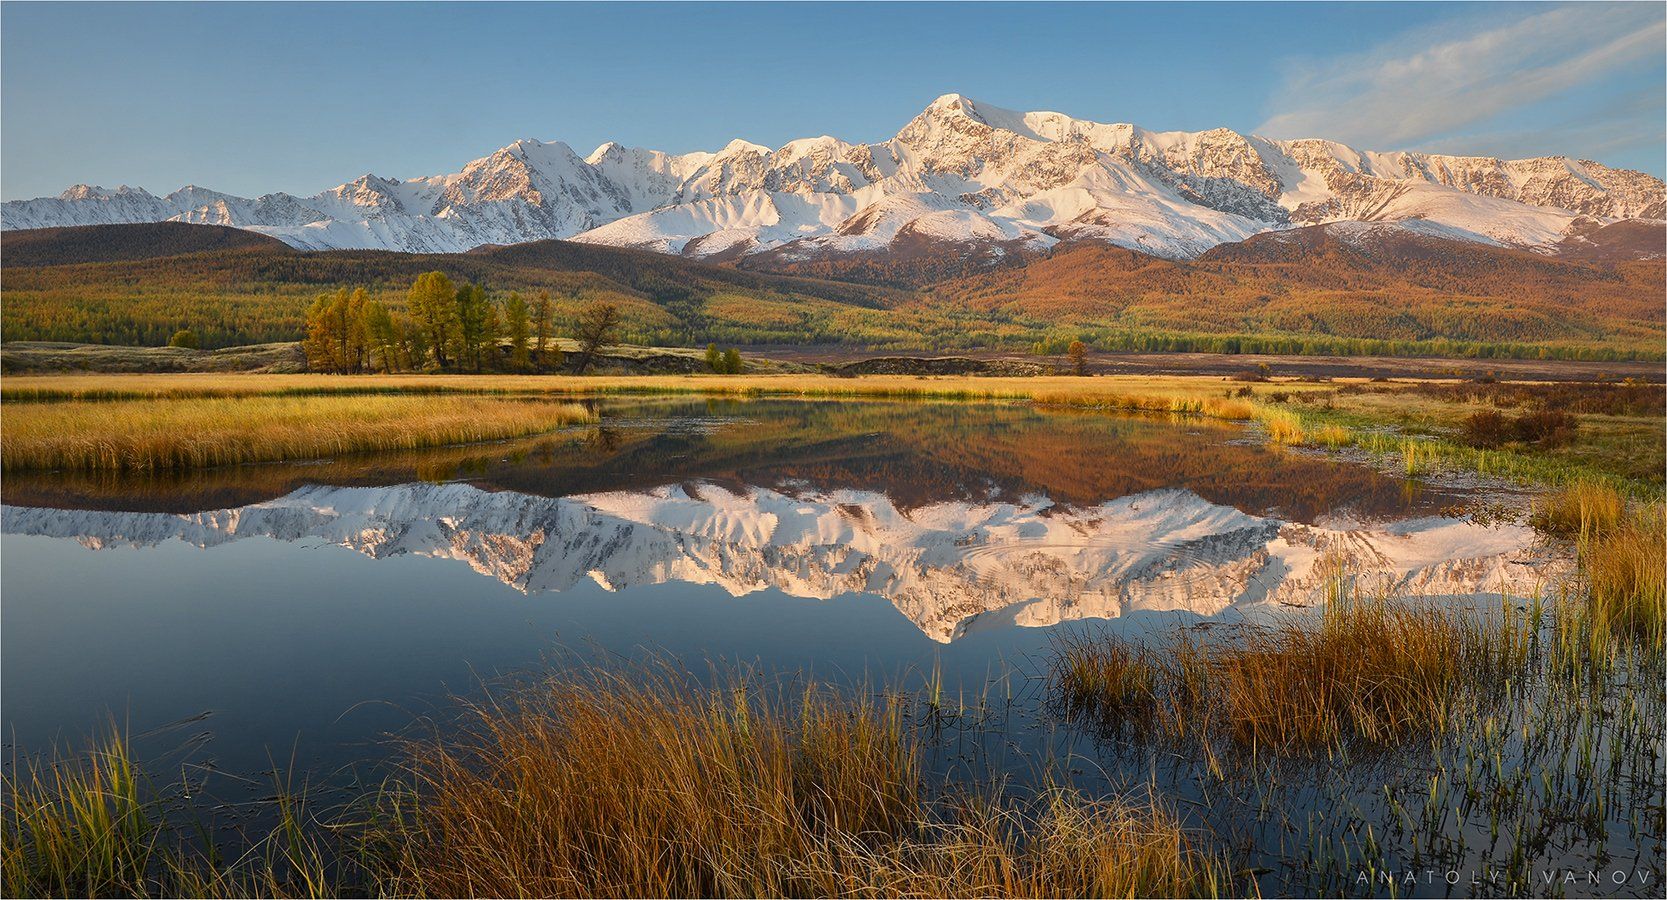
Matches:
[[2, 481, 1565, 642], [4, 94, 1662, 261]]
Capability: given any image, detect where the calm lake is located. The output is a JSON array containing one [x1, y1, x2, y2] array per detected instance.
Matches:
[[9, 397, 1646, 896]]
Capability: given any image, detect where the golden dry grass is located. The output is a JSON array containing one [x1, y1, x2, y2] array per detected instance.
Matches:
[[1583, 502, 1666, 646], [1054, 596, 1531, 752], [1531, 479, 1627, 540], [0, 373, 1299, 473], [2, 733, 153, 897], [3, 673, 1230, 899], [1256, 408, 1306, 445], [0, 395, 595, 472], [0, 371, 1324, 406], [1528, 481, 1665, 654], [370, 666, 1228, 898]]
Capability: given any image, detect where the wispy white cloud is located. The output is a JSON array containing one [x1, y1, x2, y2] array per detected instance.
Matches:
[[1417, 84, 1667, 161], [1258, 3, 1665, 153]]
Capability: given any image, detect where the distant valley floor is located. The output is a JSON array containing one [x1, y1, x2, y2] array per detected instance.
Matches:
[[4, 339, 1661, 383]]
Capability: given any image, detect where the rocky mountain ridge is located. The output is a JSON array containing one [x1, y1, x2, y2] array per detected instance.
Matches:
[[5, 94, 1661, 261]]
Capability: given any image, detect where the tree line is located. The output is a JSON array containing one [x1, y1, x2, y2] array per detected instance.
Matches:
[[302, 271, 621, 375]]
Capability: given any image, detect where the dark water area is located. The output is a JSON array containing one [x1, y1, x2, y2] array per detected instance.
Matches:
[[4, 398, 1652, 896]]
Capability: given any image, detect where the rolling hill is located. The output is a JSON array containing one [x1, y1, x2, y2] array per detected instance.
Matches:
[[906, 223, 1664, 353], [1, 221, 1660, 360]]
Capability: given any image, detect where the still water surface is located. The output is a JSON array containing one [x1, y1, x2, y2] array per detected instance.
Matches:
[[7, 398, 1608, 893], [6, 403, 1640, 900]]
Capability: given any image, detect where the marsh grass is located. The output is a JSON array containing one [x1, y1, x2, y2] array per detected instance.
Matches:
[[1529, 481, 1666, 656], [10, 372, 1656, 490], [0, 372, 1305, 405], [0, 731, 333, 899], [368, 666, 1228, 898], [5, 668, 1232, 899], [1583, 503, 1666, 647], [1031, 390, 1256, 421], [1531, 479, 1627, 540], [1054, 595, 1532, 752], [1255, 408, 1306, 445], [0, 395, 596, 472], [0, 373, 1291, 475], [2, 732, 152, 897], [1311, 423, 1351, 448]]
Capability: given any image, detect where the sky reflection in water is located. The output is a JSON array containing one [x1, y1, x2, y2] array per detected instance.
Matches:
[[1, 399, 1545, 780]]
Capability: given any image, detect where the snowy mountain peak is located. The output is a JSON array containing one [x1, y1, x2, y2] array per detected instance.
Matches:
[[60, 184, 151, 201], [5, 94, 1662, 259], [719, 138, 773, 156], [585, 141, 625, 164]]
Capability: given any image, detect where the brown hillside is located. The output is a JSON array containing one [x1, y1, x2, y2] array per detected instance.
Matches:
[[1, 222, 292, 267], [911, 227, 1664, 348]]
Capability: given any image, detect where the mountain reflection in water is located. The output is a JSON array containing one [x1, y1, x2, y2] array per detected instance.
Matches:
[[2, 399, 1563, 643], [1, 395, 1581, 805], [3, 479, 1561, 643]]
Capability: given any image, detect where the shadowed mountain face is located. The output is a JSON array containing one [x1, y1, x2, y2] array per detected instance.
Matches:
[[1, 400, 1562, 643]]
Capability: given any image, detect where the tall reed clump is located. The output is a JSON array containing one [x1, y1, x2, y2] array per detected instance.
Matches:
[[368, 667, 1229, 898], [1202, 596, 1523, 750], [2, 733, 152, 897], [1255, 408, 1305, 445], [2, 729, 338, 899], [0, 395, 596, 472], [1053, 596, 1531, 752], [1532, 481, 1665, 655], [1311, 423, 1352, 449], [831, 789, 1227, 899], [1530, 479, 1625, 541], [1052, 638, 1159, 729], [1583, 502, 1666, 648]]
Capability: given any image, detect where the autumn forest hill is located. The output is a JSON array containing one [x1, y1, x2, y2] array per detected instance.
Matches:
[[0, 222, 1661, 362]]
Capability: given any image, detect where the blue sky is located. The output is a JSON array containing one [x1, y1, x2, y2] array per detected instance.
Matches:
[[3, 1, 1662, 200]]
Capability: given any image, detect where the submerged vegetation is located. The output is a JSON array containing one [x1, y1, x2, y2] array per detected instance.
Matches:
[[1053, 584, 1664, 895]]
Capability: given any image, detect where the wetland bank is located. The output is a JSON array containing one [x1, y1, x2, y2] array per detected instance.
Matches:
[[1, 376, 1662, 897]]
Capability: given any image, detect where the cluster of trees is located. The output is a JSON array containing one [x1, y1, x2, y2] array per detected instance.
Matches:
[[703, 344, 745, 374], [301, 272, 619, 375]]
